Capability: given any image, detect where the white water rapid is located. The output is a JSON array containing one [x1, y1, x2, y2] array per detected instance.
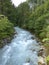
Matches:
[[0, 27, 41, 65]]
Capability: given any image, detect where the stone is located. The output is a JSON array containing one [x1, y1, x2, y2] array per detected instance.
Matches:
[[38, 56, 47, 65]]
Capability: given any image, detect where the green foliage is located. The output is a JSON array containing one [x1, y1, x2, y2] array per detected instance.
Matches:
[[16, 0, 49, 57], [16, 2, 31, 27], [15, 0, 49, 45], [0, 0, 49, 57], [27, 20, 34, 29], [0, 15, 14, 47], [0, 0, 17, 25], [46, 56, 49, 65], [27, 0, 47, 10]]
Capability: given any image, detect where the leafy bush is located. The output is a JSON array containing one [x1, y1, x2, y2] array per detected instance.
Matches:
[[0, 15, 14, 48], [46, 56, 49, 65]]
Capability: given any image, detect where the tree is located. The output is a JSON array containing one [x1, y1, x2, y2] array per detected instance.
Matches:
[[0, 0, 17, 25], [27, 0, 47, 10], [16, 2, 31, 27]]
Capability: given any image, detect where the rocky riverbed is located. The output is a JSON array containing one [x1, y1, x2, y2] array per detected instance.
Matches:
[[0, 27, 47, 65]]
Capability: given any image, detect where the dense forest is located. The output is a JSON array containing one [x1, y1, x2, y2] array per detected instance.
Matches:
[[0, 0, 49, 64]]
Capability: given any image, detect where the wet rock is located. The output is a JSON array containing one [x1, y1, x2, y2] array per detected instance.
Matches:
[[26, 58, 30, 63], [0, 37, 12, 48], [38, 56, 47, 65], [38, 50, 44, 56], [38, 46, 47, 65], [31, 36, 35, 39], [14, 31, 17, 35], [2, 37, 11, 44], [39, 42, 42, 45], [38, 46, 45, 56]]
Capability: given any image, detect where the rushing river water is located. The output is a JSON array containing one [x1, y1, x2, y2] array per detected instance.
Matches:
[[0, 27, 41, 65]]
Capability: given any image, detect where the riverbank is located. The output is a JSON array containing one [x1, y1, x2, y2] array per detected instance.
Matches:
[[0, 32, 15, 48], [0, 27, 42, 65], [22, 28, 48, 65], [30, 30, 49, 65], [0, 15, 15, 48]]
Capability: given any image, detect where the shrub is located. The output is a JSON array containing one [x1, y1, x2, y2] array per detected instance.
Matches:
[[0, 15, 14, 48]]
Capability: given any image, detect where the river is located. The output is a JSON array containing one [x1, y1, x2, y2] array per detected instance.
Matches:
[[0, 27, 41, 65]]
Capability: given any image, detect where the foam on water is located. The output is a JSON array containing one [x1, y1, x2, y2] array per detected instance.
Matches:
[[0, 27, 41, 65]]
